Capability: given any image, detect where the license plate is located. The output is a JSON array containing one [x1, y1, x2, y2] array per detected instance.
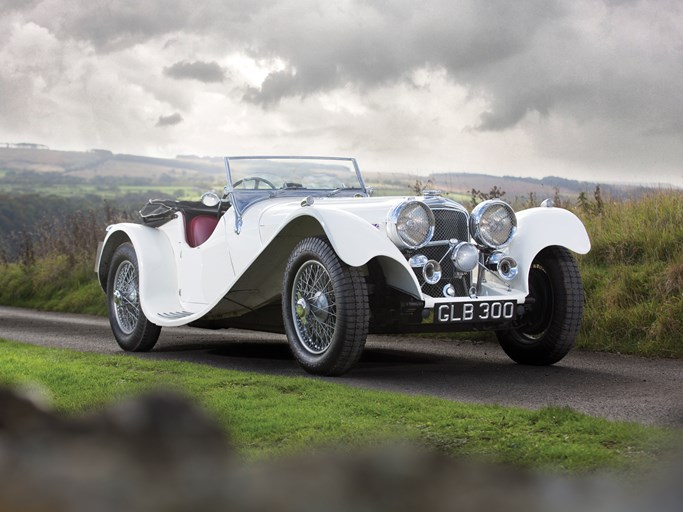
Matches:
[[434, 300, 517, 324]]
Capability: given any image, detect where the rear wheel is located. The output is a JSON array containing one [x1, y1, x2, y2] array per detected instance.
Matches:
[[282, 237, 369, 376], [496, 246, 583, 365], [107, 243, 161, 352]]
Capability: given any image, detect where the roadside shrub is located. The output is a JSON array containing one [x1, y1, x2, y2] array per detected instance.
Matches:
[[0, 264, 33, 303], [579, 191, 683, 266], [0, 198, 130, 315], [574, 191, 683, 357], [0, 255, 105, 315]]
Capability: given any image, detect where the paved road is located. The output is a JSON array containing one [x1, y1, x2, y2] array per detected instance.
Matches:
[[1, 306, 681, 427]]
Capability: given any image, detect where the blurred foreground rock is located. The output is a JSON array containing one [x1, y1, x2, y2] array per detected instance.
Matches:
[[0, 386, 680, 512]]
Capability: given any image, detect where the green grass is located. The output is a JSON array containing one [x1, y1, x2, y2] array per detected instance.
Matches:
[[0, 338, 673, 471], [575, 192, 683, 357], [0, 256, 106, 315]]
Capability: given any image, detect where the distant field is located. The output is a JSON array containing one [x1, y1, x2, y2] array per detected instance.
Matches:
[[117, 185, 213, 200], [0, 148, 221, 176], [362, 179, 474, 204], [0, 182, 205, 201], [1, 147, 665, 203], [0, 148, 223, 199]]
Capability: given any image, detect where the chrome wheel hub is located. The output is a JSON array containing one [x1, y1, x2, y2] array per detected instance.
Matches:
[[296, 297, 309, 319], [311, 291, 329, 322]]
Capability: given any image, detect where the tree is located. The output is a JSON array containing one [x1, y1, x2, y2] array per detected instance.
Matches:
[[593, 184, 604, 215], [553, 186, 562, 208], [577, 191, 592, 215], [487, 185, 506, 199], [411, 178, 434, 195]]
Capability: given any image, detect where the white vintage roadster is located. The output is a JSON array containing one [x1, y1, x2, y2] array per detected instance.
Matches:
[[96, 157, 590, 375]]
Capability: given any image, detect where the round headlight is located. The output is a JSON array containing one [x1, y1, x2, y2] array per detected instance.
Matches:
[[470, 199, 517, 248], [386, 200, 435, 249]]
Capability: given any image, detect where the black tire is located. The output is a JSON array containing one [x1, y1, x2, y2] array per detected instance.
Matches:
[[496, 246, 583, 365], [282, 237, 369, 376], [106, 243, 161, 352]]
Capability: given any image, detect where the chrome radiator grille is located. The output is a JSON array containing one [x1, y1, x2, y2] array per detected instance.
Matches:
[[432, 208, 469, 242], [412, 206, 471, 298]]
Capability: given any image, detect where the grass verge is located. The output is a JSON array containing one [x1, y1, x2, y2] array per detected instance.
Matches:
[[0, 256, 106, 315], [576, 192, 683, 357], [0, 338, 673, 472]]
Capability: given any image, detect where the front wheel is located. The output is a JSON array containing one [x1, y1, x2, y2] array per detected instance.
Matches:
[[496, 246, 584, 365], [282, 237, 369, 376], [106, 243, 161, 352]]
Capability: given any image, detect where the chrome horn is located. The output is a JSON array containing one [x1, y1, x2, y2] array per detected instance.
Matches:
[[485, 252, 518, 281], [423, 260, 442, 285]]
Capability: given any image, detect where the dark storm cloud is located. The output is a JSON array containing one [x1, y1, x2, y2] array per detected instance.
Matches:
[[233, 0, 681, 145], [23, 0, 268, 51], [3, 0, 682, 182], [23, 0, 191, 50], [156, 112, 183, 126], [164, 60, 226, 83], [4, 0, 42, 11], [16, 0, 682, 138], [242, 0, 565, 106]]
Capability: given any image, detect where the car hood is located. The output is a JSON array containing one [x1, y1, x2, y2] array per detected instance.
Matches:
[[253, 195, 411, 242]]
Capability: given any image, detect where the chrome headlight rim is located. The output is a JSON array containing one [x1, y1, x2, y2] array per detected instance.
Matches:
[[386, 199, 435, 250], [469, 199, 517, 249]]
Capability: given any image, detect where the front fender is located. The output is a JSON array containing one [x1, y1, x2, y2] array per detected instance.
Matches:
[[507, 207, 590, 295], [97, 223, 181, 322], [315, 206, 423, 298], [257, 206, 422, 299]]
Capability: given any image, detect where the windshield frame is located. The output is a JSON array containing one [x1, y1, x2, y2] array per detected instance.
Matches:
[[223, 155, 368, 193], [222, 156, 369, 234]]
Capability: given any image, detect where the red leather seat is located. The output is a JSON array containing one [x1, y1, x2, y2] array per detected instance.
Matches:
[[187, 215, 218, 247]]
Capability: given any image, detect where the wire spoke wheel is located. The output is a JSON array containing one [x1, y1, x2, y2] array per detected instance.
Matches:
[[283, 237, 369, 376], [112, 260, 140, 334], [292, 261, 338, 354], [106, 243, 161, 352]]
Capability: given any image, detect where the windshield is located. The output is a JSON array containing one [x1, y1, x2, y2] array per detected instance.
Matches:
[[225, 157, 365, 193]]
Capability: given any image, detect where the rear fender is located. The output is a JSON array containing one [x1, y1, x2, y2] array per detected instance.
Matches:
[[97, 223, 180, 320]]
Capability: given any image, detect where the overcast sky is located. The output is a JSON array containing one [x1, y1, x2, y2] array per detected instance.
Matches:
[[1, 0, 681, 186]]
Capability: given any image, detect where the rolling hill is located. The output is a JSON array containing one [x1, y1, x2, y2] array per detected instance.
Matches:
[[0, 145, 661, 202]]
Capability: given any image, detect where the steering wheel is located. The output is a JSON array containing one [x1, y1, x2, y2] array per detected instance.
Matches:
[[232, 176, 277, 190]]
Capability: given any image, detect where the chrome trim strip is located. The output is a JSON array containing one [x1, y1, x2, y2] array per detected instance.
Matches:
[[157, 311, 193, 319]]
